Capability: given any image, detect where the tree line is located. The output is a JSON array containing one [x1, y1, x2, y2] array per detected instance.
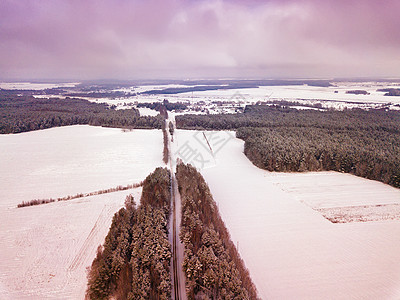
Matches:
[[176, 105, 400, 132], [86, 167, 172, 299], [176, 162, 258, 299], [176, 105, 400, 188], [162, 120, 169, 164], [237, 126, 400, 188], [17, 182, 143, 208], [137, 100, 189, 112], [377, 88, 400, 96], [0, 95, 162, 134], [159, 102, 169, 164]]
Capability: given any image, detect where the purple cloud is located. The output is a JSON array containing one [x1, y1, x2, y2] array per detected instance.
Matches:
[[0, 0, 399, 80]]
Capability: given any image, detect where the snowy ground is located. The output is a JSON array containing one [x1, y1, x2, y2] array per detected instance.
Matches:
[[174, 129, 400, 300], [183, 83, 400, 102], [0, 82, 79, 90], [0, 126, 162, 206], [0, 126, 163, 299], [0, 189, 138, 299], [269, 172, 400, 223], [167, 118, 187, 299], [137, 107, 160, 116], [175, 83, 400, 111], [24, 81, 400, 113]]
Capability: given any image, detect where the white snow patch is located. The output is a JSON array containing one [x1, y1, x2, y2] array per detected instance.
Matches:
[[269, 172, 400, 209], [0, 189, 140, 299], [0, 126, 163, 299], [174, 129, 400, 299], [0, 125, 162, 208], [137, 107, 160, 116], [0, 82, 79, 90]]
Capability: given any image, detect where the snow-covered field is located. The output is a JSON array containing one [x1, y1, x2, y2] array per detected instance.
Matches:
[[2, 80, 400, 299], [137, 107, 160, 116], [29, 81, 399, 113], [181, 82, 400, 102], [0, 82, 78, 90], [270, 172, 400, 223], [0, 126, 163, 299], [0, 126, 162, 206], [174, 129, 400, 299], [117, 82, 400, 112]]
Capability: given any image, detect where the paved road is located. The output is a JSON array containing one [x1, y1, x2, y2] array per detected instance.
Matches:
[[167, 119, 187, 300]]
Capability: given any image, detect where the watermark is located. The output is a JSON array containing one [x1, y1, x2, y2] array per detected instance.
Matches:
[[173, 90, 251, 169], [230, 91, 246, 105], [174, 131, 235, 169], [175, 140, 210, 168], [229, 91, 273, 104], [193, 131, 234, 155]]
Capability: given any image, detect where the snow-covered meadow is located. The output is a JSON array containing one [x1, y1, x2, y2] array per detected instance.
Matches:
[[174, 129, 400, 299], [104, 81, 400, 113], [19, 80, 400, 113], [0, 126, 163, 299], [0, 82, 79, 90], [2, 80, 400, 299]]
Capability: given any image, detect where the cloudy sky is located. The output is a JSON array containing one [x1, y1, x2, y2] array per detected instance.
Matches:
[[1, 0, 400, 80]]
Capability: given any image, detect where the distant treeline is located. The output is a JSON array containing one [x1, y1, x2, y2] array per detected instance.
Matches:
[[86, 167, 172, 299], [65, 91, 136, 99], [264, 100, 324, 109], [140, 80, 331, 95], [176, 105, 400, 132], [346, 90, 369, 95], [140, 85, 254, 95], [176, 105, 400, 188], [139, 79, 332, 95], [92, 79, 332, 88], [0, 95, 162, 134], [137, 100, 188, 111], [176, 162, 258, 299], [377, 88, 400, 96]]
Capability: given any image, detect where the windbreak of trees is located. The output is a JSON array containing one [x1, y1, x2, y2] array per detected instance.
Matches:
[[86, 167, 172, 300], [176, 162, 258, 299], [0, 95, 162, 134], [162, 120, 169, 164], [176, 105, 400, 188], [18, 182, 143, 208], [169, 121, 174, 136]]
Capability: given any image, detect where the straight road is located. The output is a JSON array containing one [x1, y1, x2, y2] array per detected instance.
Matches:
[[167, 118, 187, 300]]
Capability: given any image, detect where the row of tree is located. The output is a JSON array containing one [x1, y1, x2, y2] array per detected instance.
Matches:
[[86, 167, 172, 299], [18, 182, 143, 208], [162, 120, 169, 164], [176, 162, 258, 299], [0, 95, 162, 134], [176, 105, 400, 188]]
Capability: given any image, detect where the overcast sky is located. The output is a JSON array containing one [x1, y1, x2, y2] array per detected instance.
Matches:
[[1, 0, 400, 80]]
